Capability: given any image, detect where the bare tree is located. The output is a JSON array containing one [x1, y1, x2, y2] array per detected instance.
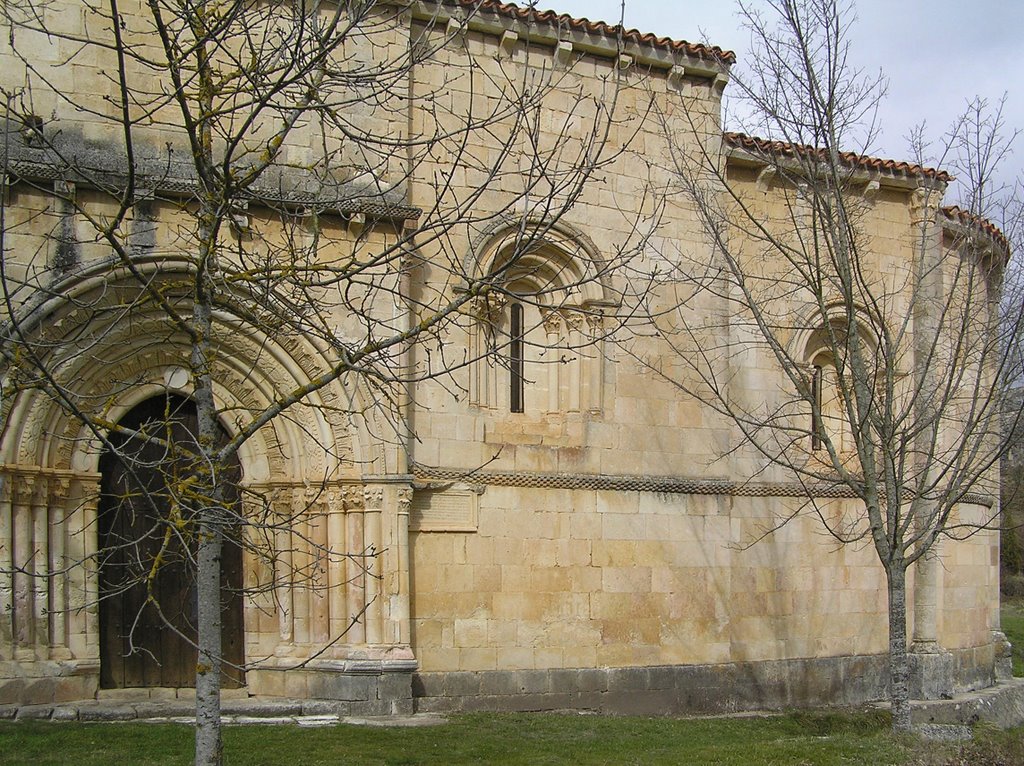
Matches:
[[634, 0, 1022, 732], [0, 2, 647, 762]]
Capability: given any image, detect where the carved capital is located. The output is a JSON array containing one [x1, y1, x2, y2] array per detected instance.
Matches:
[[49, 476, 72, 506], [541, 308, 562, 336], [326, 487, 344, 511], [269, 488, 293, 518], [910, 187, 943, 225], [342, 484, 365, 511], [363, 486, 384, 510], [563, 311, 584, 333], [465, 293, 506, 323], [15, 473, 40, 506]]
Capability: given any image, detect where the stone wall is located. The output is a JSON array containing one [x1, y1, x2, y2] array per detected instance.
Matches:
[[412, 655, 889, 715], [0, 0, 1006, 714]]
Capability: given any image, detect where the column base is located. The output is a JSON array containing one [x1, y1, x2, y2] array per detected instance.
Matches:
[[246, 655, 417, 715], [0, 658, 100, 705], [992, 631, 1014, 681], [908, 642, 954, 700]]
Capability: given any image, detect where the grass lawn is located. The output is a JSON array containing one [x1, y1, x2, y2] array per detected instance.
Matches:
[[1002, 596, 1024, 676], [1, 710, 1023, 766], [4, 604, 1023, 766]]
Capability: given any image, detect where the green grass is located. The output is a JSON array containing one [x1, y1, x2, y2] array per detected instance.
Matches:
[[8, 611, 1024, 766], [3, 709, 1022, 766], [1002, 597, 1024, 677]]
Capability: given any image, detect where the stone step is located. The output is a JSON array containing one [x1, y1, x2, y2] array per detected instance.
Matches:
[[1, 697, 444, 726], [911, 678, 1024, 729]]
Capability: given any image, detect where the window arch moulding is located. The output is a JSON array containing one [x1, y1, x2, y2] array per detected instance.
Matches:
[[789, 306, 888, 458], [463, 221, 617, 423]]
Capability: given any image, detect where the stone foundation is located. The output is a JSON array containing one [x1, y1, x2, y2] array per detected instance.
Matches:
[[0, 660, 100, 706], [246, 660, 417, 716], [413, 655, 890, 715], [907, 641, 1002, 701], [1, 658, 416, 716], [948, 642, 999, 694], [912, 678, 1024, 728]]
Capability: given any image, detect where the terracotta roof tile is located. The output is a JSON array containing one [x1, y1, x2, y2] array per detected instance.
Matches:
[[724, 134, 1008, 254], [441, 1, 736, 64], [725, 132, 952, 182], [942, 205, 1010, 255]]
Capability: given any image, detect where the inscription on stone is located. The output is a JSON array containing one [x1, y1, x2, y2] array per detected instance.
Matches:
[[410, 489, 477, 532]]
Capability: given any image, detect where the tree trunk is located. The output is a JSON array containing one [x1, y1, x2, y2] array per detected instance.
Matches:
[[887, 565, 912, 732], [193, 239, 224, 765], [194, 500, 225, 766]]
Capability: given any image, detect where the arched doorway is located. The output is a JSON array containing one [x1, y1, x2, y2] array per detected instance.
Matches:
[[98, 395, 245, 689]]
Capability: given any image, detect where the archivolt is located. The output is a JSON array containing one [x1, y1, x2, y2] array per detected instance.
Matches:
[[0, 259, 388, 482], [469, 218, 615, 308], [788, 302, 883, 365]]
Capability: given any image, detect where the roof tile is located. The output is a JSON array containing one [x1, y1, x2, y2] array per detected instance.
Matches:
[[725, 132, 952, 182], [724, 135, 1008, 254], [442, 1, 736, 64], [942, 205, 1010, 255]]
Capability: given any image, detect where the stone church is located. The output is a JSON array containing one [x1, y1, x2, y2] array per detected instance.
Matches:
[[0, 1, 1010, 715]]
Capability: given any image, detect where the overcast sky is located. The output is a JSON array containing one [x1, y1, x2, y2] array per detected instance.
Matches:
[[547, 0, 1023, 177]]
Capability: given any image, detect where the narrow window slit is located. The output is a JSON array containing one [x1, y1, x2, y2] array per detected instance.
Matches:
[[510, 302, 524, 413], [811, 364, 823, 450]]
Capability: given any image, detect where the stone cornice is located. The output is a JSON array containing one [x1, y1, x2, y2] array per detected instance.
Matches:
[[724, 133, 949, 193], [2, 141, 421, 222], [410, 1, 732, 81]]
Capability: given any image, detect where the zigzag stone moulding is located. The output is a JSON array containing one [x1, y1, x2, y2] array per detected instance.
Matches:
[[410, 462, 995, 506]]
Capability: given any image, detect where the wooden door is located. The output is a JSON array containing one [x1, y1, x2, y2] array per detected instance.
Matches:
[[98, 395, 245, 689]]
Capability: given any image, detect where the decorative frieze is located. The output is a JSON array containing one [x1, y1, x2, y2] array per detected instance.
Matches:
[[409, 462, 995, 506]]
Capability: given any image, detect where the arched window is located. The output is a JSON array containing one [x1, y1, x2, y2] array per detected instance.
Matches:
[[799, 315, 876, 455], [808, 351, 849, 453], [467, 223, 612, 418], [489, 292, 562, 415]]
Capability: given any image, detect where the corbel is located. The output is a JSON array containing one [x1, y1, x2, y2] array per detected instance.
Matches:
[[756, 165, 777, 191], [446, 16, 466, 41], [499, 30, 518, 58], [616, 54, 633, 71], [554, 40, 574, 69], [668, 65, 690, 94], [863, 179, 881, 203], [402, 215, 420, 234], [346, 211, 366, 236], [21, 114, 43, 146], [229, 199, 251, 237], [134, 186, 156, 207], [53, 178, 76, 201]]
